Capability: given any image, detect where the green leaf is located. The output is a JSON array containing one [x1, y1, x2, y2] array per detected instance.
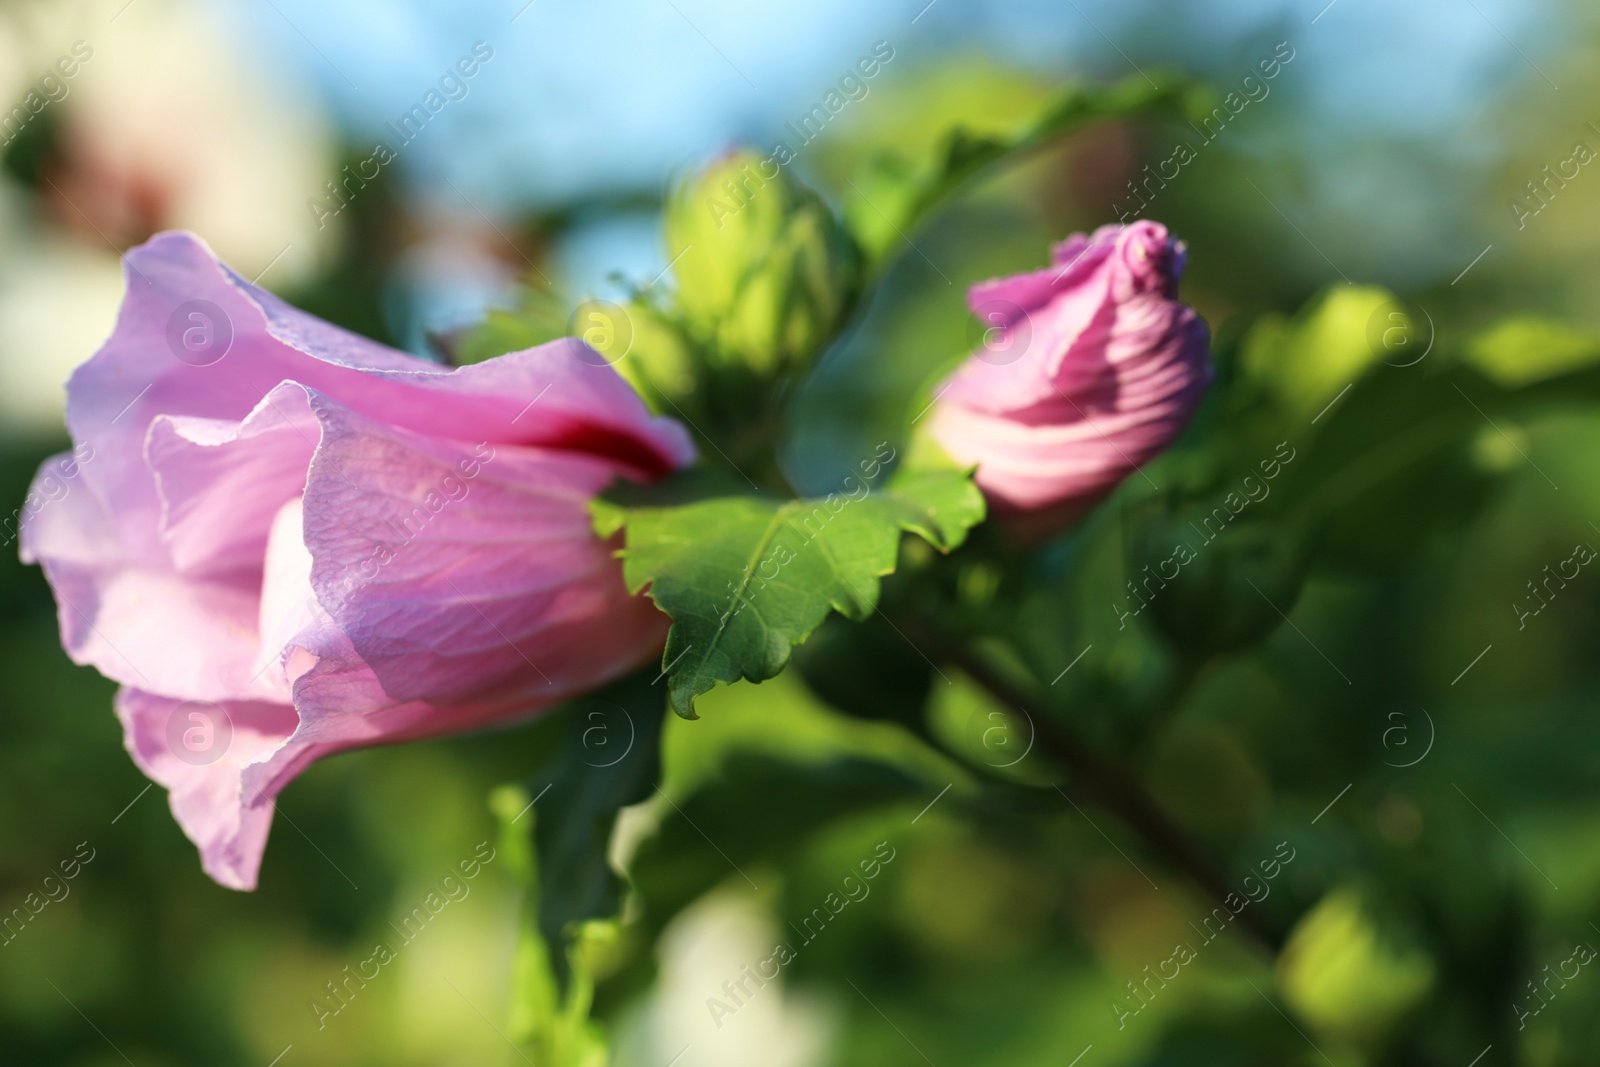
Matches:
[[1277, 889, 1436, 1041], [631, 751, 934, 929], [454, 286, 570, 366], [486, 672, 665, 1064], [601, 469, 985, 717], [1461, 316, 1600, 388], [527, 671, 665, 986], [846, 73, 1210, 265], [490, 784, 614, 1067], [1237, 284, 1397, 423], [792, 612, 934, 730]]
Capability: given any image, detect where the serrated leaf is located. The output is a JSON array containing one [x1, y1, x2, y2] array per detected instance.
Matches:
[[606, 470, 984, 717]]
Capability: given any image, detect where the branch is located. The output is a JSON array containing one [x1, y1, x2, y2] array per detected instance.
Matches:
[[941, 642, 1288, 953]]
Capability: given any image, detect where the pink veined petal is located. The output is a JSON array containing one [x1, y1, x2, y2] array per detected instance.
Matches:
[[1051, 232, 1091, 265], [115, 687, 300, 891], [148, 383, 321, 578], [230, 671, 564, 854], [246, 274, 695, 476], [298, 388, 669, 711], [930, 379, 1199, 511], [19, 383, 322, 703], [66, 231, 693, 568], [254, 496, 324, 696], [20, 456, 269, 701], [1106, 220, 1187, 302]]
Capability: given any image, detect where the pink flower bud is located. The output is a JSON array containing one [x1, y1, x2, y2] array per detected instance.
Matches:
[[928, 221, 1211, 529]]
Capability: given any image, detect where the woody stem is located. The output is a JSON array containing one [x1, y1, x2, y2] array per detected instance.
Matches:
[[938, 640, 1288, 954]]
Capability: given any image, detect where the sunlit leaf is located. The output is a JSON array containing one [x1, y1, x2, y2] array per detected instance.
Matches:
[[845, 73, 1210, 265], [599, 469, 985, 717]]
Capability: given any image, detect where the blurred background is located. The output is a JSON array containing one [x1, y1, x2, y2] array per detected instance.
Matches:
[[4, 0, 1600, 1063]]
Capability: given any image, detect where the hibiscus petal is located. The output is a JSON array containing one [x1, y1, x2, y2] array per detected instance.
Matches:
[[255, 496, 325, 693], [298, 389, 669, 710], [949, 239, 1117, 412], [933, 306, 1209, 512], [148, 383, 320, 578], [30, 231, 695, 893], [21, 457, 269, 701], [67, 232, 691, 573], [115, 687, 300, 891], [931, 222, 1210, 521]]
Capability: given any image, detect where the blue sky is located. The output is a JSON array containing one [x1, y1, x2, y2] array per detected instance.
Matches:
[[227, 0, 1559, 205], [221, 0, 1568, 339]]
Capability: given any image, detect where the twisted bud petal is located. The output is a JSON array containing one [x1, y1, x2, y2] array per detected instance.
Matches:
[[928, 221, 1211, 532]]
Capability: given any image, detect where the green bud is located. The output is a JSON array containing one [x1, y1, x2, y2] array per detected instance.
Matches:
[[1278, 889, 1435, 1041], [664, 149, 862, 378], [570, 298, 697, 414], [1132, 510, 1306, 655]]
